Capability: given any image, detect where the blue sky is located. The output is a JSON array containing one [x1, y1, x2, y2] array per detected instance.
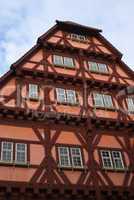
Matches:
[[0, 0, 134, 75]]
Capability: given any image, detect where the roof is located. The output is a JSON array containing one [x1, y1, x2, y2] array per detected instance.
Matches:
[[55, 20, 102, 34]]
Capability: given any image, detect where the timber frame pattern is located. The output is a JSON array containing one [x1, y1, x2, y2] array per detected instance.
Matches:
[[0, 20, 134, 200]]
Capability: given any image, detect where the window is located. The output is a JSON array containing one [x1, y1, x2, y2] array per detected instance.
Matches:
[[53, 55, 63, 66], [0, 141, 27, 165], [126, 97, 134, 112], [66, 90, 77, 104], [93, 93, 113, 108], [64, 57, 74, 68], [56, 88, 66, 103], [70, 147, 83, 168], [58, 146, 83, 168], [112, 151, 124, 169], [100, 150, 124, 170], [100, 150, 113, 169], [88, 61, 108, 73], [56, 88, 77, 104], [29, 84, 39, 99], [53, 55, 74, 68], [71, 33, 87, 41], [15, 143, 27, 164], [1, 142, 13, 162], [58, 147, 71, 167]]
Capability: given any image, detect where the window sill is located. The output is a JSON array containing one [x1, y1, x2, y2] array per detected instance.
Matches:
[[24, 97, 40, 102], [87, 69, 110, 75], [128, 110, 134, 114], [71, 38, 88, 44], [57, 101, 79, 106], [54, 64, 75, 70], [102, 167, 128, 172], [29, 97, 40, 102], [93, 106, 116, 111], [57, 165, 87, 171], [0, 160, 30, 167]]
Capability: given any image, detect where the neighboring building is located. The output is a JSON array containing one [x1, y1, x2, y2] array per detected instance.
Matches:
[[0, 20, 134, 199]]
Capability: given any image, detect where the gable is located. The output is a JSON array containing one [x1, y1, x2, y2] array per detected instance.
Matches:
[[46, 29, 114, 56]]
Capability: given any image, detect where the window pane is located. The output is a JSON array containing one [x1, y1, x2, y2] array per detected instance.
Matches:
[[71, 148, 83, 167], [88, 62, 98, 72], [29, 84, 38, 99], [112, 151, 124, 169], [15, 143, 27, 163], [93, 93, 104, 107], [101, 150, 113, 169], [71, 34, 78, 39], [58, 147, 70, 167], [53, 55, 63, 66], [1, 142, 13, 162], [71, 34, 86, 41], [64, 57, 74, 68], [103, 94, 113, 108], [126, 97, 134, 112], [98, 63, 108, 73], [66, 90, 76, 104], [56, 88, 66, 103]]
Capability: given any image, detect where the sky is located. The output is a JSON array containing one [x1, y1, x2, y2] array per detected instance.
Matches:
[[0, 0, 134, 76]]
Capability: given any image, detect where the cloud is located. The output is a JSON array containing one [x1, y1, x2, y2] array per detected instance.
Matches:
[[0, 0, 133, 76]]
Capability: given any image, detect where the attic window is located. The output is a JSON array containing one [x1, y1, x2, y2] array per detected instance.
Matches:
[[70, 33, 87, 41]]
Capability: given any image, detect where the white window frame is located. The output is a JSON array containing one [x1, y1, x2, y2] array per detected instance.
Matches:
[[126, 97, 134, 112], [66, 90, 77, 104], [71, 33, 87, 41], [29, 84, 39, 99], [93, 93, 104, 107], [53, 55, 63, 66], [100, 150, 113, 169], [53, 55, 74, 68], [1, 141, 13, 163], [103, 94, 113, 108], [63, 57, 74, 68], [70, 147, 83, 168], [88, 61, 98, 72], [58, 147, 71, 167], [93, 93, 113, 108], [112, 151, 124, 169], [56, 88, 66, 103], [88, 61, 108, 73], [98, 63, 108, 73], [15, 143, 27, 164]]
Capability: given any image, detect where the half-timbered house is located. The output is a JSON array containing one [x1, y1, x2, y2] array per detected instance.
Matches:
[[0, 20, 134, 200]]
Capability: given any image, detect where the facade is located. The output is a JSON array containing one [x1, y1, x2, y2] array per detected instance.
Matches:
[[0, 20, 134, 199]]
